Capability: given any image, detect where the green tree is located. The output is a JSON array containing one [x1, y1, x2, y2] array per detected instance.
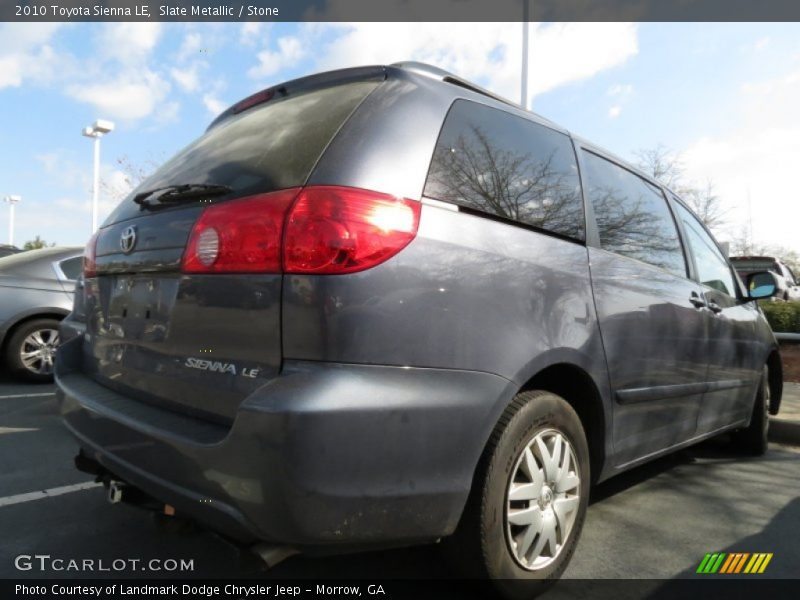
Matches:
[[23, 236, 55, 250]]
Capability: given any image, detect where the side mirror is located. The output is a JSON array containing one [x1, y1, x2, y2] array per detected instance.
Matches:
[[746, 271, 779, 300]]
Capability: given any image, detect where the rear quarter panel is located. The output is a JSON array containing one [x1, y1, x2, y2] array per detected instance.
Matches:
[[283, 204, 613, 469]]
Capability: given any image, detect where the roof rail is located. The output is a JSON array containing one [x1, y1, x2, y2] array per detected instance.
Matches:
[[391, 61, 522, 110]]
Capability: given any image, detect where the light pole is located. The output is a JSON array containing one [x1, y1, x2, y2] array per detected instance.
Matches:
[[4, 195, 20, 246], [521, 0, 532, 111], [521, 1, 529, 109], [82, 119, 115, 233]]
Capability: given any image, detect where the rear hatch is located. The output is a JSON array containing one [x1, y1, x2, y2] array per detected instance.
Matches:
[[731, 258, 779, 278], [80, 70, 383, 423]]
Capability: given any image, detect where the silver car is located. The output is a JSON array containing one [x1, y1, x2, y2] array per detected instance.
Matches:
[[0, 247, 82, 381]]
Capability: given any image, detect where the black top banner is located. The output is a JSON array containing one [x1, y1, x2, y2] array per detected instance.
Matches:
[[4, 0, 800, 22]]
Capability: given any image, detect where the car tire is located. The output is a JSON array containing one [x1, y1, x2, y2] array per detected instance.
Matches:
[[731, 366, 770, 456], [4, 318, 62, 382], [444, 390, 590, 599]]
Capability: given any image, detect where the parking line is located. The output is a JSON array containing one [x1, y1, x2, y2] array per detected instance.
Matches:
[[0, 481, 102, 508], [0, 392, 56, 400]]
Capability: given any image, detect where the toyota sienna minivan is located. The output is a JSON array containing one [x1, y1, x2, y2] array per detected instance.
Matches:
[[56, 63, 783, 595]]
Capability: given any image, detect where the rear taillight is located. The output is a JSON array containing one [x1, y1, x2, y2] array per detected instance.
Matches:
[[181, 186, 420, 275], [284, 187, 420, 274], [183, 188, 300, 274], [83, 231, 99, 277]]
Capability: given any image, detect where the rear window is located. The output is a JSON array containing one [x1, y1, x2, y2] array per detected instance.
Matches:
[[104, 80, 379, 225], [424, 99, 585, 241]]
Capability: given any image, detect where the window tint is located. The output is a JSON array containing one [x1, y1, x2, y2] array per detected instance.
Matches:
[[105, 80, 380, 225], [674, 202, 737, 296], [424, 100, 585, 240], [582, 151, 685, 276], [59, 257, 82, 280]]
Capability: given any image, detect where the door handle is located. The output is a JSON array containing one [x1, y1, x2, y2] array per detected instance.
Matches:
[[707, 300, 723, 314], [689, 294, 707, 309]]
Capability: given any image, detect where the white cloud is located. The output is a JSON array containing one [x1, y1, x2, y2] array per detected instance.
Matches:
[[608, 83, 633, 97], [97, 23, 162, 65], [171, 64, 201, 92], [177, 32, 203, 61], [607, 83, 632, 119], [754, 36, 770, 51], [203, 93, 227, 116], [527, 23, 638, 98], [66, 71, 171, 120], [56, 23, 174, 122], [306, 23, 638, 106], [248, 36, 305, 80], [241, 22, 267, 46], [682, 68, 800, 250], [0, 23, 66, 89]]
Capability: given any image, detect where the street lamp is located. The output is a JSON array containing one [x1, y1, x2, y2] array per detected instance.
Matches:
[[3, 195, 20, 246], [82, 119, 115, 233]]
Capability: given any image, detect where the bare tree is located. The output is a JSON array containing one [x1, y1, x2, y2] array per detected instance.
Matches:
[[427, 126, 585, 240], [101, 154, 163, 203], [633, 144, 685, 192], [681, 179, 730, 231], [633, 145, 729, 232]]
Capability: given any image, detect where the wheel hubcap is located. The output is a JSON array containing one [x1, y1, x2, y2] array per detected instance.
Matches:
[[505, 429, 581, 571], [20, 329, 60, 375]]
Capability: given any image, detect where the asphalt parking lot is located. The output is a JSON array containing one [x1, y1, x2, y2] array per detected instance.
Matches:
[[1, 373, 798, 587]]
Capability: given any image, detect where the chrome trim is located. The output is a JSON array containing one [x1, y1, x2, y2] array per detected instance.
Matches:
[[421, 197, 459, 212]]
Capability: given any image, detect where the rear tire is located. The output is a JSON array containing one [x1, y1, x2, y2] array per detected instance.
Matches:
[[444, 390, 590, 599], [731, 366, 770, 456], [4, 318, 61, 382]]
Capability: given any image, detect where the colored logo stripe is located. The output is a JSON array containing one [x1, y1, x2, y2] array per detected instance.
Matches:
[[697, 553, 726, 573], [698, 552, 773, 574], [720, 553, 749, 573], [744, 553, 773, 574]]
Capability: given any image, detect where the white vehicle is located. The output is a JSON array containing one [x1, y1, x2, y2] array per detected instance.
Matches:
[[731, 256, 800, 302]]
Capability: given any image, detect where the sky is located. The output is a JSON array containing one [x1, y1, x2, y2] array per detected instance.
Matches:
[[1, 21, 799, 252]]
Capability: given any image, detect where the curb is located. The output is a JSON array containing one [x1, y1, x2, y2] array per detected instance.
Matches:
[[769, 418, 800, 446]]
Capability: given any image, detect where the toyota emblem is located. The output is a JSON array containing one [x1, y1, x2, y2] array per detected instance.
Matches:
[[120, 226, 137, 254]]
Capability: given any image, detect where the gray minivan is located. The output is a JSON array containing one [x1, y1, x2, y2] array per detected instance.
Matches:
[[56, 63, 783, 593]]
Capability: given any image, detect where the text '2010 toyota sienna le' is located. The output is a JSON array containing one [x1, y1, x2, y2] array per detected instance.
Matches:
[[56, 63, 783, 596]]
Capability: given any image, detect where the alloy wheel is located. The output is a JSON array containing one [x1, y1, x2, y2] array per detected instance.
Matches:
[[19, 328, 60, 375]]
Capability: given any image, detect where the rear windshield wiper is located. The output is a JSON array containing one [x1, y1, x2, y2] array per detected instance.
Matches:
[[133, 184, 232, 208]]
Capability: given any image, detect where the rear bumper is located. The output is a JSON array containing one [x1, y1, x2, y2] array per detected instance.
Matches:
[[55, 334, 515, 551]]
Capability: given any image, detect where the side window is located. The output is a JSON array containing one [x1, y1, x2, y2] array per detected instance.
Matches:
[[673, 202, 737, 296], [781, 264, 797, 285], [581, 150, 686, 276], [424, 99, 585, 240], [59, 257, 82, 280]]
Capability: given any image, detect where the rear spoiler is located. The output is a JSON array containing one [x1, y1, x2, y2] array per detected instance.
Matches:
[[206, 65, 388, 131]]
